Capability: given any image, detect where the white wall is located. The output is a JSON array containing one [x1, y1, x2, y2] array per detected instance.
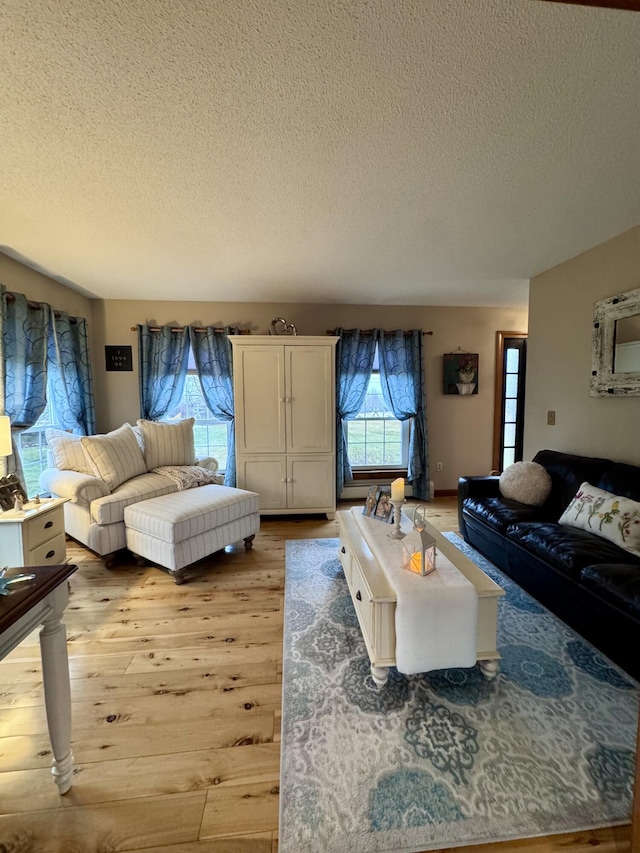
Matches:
[[524, 226, 640, 465]]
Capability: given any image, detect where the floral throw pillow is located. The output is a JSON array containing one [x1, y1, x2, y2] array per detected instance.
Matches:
[[559, 481, 640, 558]]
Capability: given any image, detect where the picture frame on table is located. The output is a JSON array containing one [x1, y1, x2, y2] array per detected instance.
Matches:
[[373, 488, 394, 524], [362, 485, 378, 517]]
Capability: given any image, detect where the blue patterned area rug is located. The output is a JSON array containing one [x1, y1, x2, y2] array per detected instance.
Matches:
[[279, 535, 638, 853]]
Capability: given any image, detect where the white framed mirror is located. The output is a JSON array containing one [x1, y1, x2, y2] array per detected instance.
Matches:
[[591, 287, 640, 396]]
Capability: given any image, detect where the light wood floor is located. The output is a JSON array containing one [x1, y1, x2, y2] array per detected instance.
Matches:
[[0, 498, 630, 852]]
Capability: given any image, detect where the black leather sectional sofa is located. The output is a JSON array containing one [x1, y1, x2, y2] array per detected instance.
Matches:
[[458, 449, 640, 681]]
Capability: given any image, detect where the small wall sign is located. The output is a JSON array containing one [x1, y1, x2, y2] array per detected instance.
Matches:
[[105, 345, 133, 372]]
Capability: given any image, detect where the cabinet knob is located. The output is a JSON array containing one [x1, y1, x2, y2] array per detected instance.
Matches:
[[356, 590, 362, 601], [340, 546, 346, 554], [284, 397, 291, 403], [44, 520, 53, 529], [46, 550, 55, 560], [281, 478, 287, 483]]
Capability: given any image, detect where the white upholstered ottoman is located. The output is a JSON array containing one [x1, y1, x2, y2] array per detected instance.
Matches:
[[124, 485, 260, 584]]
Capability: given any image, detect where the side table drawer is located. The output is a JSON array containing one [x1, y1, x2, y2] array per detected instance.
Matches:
[[27, 534, 67, 566], [24, 510, 65, 551]]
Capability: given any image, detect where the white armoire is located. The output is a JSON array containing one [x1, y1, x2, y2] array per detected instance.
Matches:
[[229, 336, 338, 519]]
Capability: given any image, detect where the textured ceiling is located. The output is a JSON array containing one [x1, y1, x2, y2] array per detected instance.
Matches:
[[1, 0, 639, 307]]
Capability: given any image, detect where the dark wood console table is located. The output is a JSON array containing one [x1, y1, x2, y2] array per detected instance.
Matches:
[[0, 563, 77, 794]]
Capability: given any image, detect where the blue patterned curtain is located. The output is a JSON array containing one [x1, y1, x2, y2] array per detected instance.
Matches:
[[138, 325, 190, 420], [377, 330, 429, 501], [1, 292, 50, 480], [47, 311, 96, 435], [189, 326, 239, 487], [335, 329, 378, 496]]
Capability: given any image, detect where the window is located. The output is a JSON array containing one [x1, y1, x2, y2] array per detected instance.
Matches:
[[161, 346, 229, 470], [346, 346, 409, 469], [18, 396, 61, 498]]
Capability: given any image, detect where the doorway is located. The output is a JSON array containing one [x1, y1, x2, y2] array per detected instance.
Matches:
[[493, 332, 528, 473]]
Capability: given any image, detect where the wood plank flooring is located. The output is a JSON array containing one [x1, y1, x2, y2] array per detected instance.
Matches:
[[0, 498, 631, 852]]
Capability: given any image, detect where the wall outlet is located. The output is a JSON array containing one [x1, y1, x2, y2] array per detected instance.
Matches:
[[547, 410, 556, 426], [436, 462, 443, 472]]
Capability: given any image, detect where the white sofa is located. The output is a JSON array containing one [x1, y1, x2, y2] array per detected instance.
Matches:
[[39, 419, 225, 566]]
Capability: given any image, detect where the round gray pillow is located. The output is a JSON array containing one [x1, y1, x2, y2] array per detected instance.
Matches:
[[499, 461, 552, 507]]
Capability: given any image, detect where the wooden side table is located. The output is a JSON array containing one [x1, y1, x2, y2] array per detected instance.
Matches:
[[0, 563, 78, 794], [0, 497, 68, 568]]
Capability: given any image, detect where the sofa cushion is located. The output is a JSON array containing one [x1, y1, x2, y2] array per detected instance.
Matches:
[[531, 450, 612, 519], [559, 482, 640, 558], [138, 418, 196, 470], [90, 473, 178, 526], [581, 564, 640, 621], [81, 424, 147, 489], [45, 429, 94, 476], [463, 497, 546, 534], [597, 463, 640, 504], [507, 522, 638, 579]]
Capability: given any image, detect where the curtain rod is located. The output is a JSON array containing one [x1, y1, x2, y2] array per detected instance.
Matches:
[[3, 292, 80, 322], [327, 328, 433, 336], [131, 325, 252, 334]]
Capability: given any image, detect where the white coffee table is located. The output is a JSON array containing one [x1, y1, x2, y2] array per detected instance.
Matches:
[[337, 507, 505, 687]]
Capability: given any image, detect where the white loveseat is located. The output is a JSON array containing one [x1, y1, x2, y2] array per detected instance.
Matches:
[[39, 419, 225, 566]]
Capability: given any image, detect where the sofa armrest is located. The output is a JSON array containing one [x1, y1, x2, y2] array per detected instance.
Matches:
[[39, 468, 111, 505], [196, 456, 219, 473], [457, 476, 500, 539]]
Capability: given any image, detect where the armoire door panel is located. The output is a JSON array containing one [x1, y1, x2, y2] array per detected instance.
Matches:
[[287, 456, 334, 509], [236, 347, 286, 454], [237, 457, 287, 510], [286, 347, 333, 453]]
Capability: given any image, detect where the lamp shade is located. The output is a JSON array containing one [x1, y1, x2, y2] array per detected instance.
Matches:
[[0, 416, 11, 457]]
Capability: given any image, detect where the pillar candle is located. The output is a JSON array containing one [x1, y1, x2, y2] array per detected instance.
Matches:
[[391, 477, 405, 502]]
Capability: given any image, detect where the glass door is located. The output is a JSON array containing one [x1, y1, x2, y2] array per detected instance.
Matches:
[[493, 333, 527, 472]]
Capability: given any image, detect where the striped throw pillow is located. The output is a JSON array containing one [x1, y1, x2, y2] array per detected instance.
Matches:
[[138, 418, 196, 471], [81, 423, 147, 489], [45, 428, 94, 475]]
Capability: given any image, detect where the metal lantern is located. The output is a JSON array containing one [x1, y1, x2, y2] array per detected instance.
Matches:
[[401, 505, 437, 576]]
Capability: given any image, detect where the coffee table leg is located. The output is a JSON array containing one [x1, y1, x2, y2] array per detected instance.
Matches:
[[479, 659, 500, 680], [371, 665, 389, 687]]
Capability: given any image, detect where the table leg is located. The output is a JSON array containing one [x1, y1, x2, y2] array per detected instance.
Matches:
[[39, 602, 74, 795], [371, 665, 389, 687], [479, 659, 500, 680]]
